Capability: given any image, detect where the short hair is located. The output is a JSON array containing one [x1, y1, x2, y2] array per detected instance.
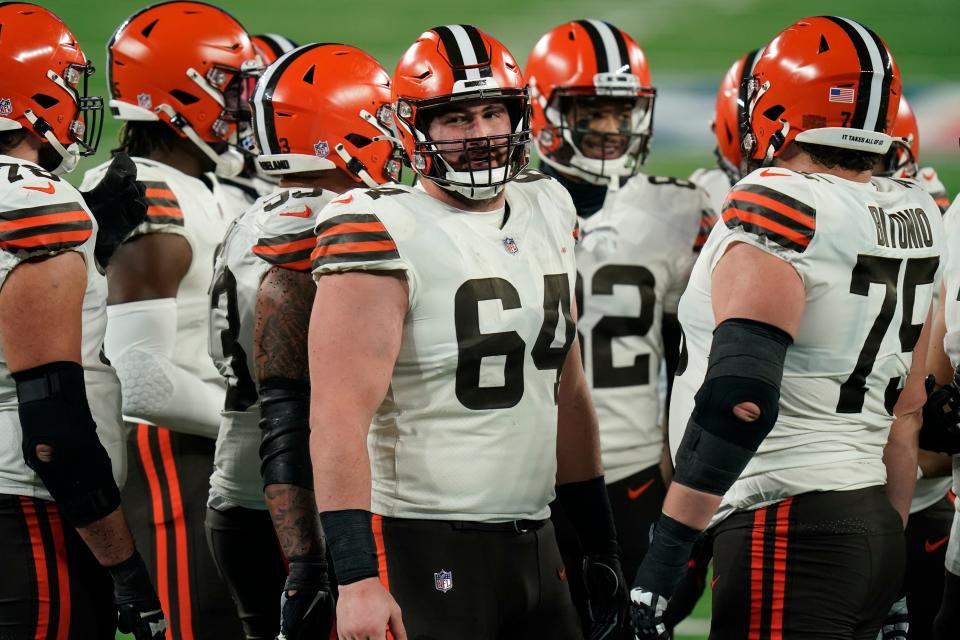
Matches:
[[113, 121, 180, 157], [0, 129, 27, 155], [795, 141, 882, 173]]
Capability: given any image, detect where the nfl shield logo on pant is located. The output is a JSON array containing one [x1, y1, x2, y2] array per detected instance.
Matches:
[[434, 569, 453, 593]]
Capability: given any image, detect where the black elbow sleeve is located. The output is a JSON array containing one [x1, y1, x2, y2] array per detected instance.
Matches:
[[258, 377, 313, 490], [14, 361, 121, 526], [672, 318, 792, 496]]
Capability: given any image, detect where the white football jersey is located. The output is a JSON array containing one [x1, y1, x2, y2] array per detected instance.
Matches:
[[81, 158, 241, 423], [690, 166, 734, 215], [939, 196, 960, 574], [0, 155, 125, 500], [670, 168, 944, 525], [311, 171, 578, 521], [208, 187, 334, 510], [577, 174, 714, 482]]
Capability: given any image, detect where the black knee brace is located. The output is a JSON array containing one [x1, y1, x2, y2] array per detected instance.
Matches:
[[14, 361, 121, 526], [673, 318, 792, 495]]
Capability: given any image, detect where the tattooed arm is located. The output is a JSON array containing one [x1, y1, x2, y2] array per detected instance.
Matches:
[[254, 267, 324, 558]]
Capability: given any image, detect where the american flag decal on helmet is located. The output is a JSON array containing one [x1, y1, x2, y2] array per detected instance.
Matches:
[[828, 86, 855, 104]]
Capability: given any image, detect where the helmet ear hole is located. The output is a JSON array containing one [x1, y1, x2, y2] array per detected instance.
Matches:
[[141, 19, 159, 38], [32, 94, 59, 109], [763, 105, 785, 121], [345, 133, 372, 148], [170, 89, 199, 105]]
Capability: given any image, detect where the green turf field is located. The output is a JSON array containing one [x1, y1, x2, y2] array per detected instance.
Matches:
[[30, 1, 953, 638]]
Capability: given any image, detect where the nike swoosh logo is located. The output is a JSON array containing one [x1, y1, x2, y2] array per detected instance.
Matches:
[[332, 194, 353, 205], [627, 479, 655, 500], [925, 536, 950, 553], [759, 169, 790, 178], [279, 206, 312, 218], [710, 575, 719, 589], [23, 181, 56, 194]]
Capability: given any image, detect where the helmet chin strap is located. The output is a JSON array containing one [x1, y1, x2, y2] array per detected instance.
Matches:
[[23, 109, 77, 175], [155, 104, 244, 178]]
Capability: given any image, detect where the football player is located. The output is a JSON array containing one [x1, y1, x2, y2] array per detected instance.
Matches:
[[0, 4, 166, 639], [525, 19, 714, 634], [879, 96, 951, 212], [878, 94, 954, 639], [81, 3, 264, 638], [208, 42, 402, 639], [690, 49, 761, 213], [309, 25, 626, 640], [215, 32, 301, 214], [921, 195, 960, 640], [629, 17, 944, 639]]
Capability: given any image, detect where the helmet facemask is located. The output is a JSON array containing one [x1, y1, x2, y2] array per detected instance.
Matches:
[[25, 61, 103, 175], [163, 58, 264, 178], [877, 136, 917, 178], [535, 72, 655, 186], [401, 92, 531, 200]]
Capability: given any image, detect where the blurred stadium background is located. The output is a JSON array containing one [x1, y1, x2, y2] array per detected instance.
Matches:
[[39, 0, 957, 637]]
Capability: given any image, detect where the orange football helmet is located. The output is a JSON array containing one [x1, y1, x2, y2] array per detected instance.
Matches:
[[252, 43, 401, 187], [392, 25, 530, 200], [251, 33, 298, 65], [0, 2, 102, 174], [712, 49, 760, 182], [743, 16, 901, 171], [107, 1, 264, 177], [879, 96, 920, 177], [525, 20, 656, 184]]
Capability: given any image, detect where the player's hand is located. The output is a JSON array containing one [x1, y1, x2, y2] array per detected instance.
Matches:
[[629, 587, 669, 639], [920, 372, 960, 455], [277, 558, 334, 640], [80, 152, 148, 267], [108, 551, 167, 639], [336, 577, 406, 640], [876, 596, 908, 640], [582, 551, 629, 639]]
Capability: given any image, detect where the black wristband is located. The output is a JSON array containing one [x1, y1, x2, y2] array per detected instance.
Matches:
[[285, 554, 330, 591], [107, 550, 157, 606], [635, 514, 702, 598], [318, 509, 379, 586], [556, 476, 618, 555]]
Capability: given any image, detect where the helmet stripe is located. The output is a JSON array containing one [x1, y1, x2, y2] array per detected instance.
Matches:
[[603, 21, 631, 73], [432, 26, 467, 81], [462, 24, 493, 78], [824, 16, 888, 132], [253, 43, 321, 155], [256, 33, 298, 58], [864, 27, 893, 133], [448, 24, 483, 81], [586, 19, 624, 73], [576, 20, 611, 73]]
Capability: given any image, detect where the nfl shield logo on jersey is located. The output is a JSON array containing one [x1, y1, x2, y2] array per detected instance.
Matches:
[[434, 570, 453, 593], [0, 98, 11, 116], [314, 140, 330, 158], [502, 237, 519, 254]]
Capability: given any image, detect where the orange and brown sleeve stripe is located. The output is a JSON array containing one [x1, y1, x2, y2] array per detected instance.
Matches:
[[693, 208, 718, 253], [0, 201, 92, 252], [311, 213, 400, 270], [722, 184, 816, 253], [253, 228, 316, 272], [142, 181, 184, 226]]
